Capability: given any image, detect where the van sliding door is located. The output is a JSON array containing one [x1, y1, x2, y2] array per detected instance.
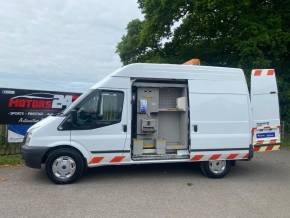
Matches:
[[188, 78, 251, 154]]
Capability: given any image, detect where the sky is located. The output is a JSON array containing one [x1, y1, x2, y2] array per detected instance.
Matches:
[[0, 0, 142, 93]]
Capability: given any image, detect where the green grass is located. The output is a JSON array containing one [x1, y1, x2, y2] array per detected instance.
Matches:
[[0, 154, 23, 166], [283, 140, 290, 147]]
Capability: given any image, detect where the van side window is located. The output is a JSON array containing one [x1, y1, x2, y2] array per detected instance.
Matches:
[[99, 91, 124, 123], [72, 90, 124, 129]]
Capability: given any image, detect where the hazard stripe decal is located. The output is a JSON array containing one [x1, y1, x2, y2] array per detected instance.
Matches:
[[226, 153, 239, 160], [209, 154, 221, 160], [243, 153, 249, 159], [191, 153, 249, 161], [191, 155, 203, 161], [254, 145, 280, 152], [254, 69, 262, 76], [267, 69, 275, 75], [254, 140, 280, 146], [89, 156, 104, 164], [110, 156, 125, 163], [89, 155, 126, 165], [254, 125, 280, 130], [252, 69, 275, 76], [89, 145, 280, 165]]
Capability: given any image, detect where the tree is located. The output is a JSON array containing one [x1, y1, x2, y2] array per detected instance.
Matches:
[[117, 0, 290, 130]]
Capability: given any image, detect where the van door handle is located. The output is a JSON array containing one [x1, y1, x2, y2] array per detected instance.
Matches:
[[193, 125, 198, 132], [122, 124, 127, 132]]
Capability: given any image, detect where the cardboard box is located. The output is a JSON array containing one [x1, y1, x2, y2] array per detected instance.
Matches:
[[133, 139, 143, 155], [156, 139, 166, 155]]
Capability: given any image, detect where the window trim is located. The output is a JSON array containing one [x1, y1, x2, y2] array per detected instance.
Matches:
[[58, 89, 125, 131]]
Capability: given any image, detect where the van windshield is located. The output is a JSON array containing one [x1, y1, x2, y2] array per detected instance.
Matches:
[[62, 89, 95, 116]]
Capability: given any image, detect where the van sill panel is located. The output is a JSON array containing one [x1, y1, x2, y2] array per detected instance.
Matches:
[[132, 154, 190, 161]]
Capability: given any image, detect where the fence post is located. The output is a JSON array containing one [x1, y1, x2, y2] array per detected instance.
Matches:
[[0, 125, 3, 154], [4, 125, 9, 155], [282, 121, 286, 140]]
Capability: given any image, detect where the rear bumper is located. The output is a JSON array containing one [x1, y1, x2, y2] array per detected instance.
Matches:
[[21, 145, 49, 169]]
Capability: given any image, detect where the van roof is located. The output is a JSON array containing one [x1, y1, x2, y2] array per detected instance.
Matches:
[[111, 63, 245, 81]]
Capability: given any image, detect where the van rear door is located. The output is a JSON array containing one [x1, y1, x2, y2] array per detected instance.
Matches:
[[251, 69, 281, 152]]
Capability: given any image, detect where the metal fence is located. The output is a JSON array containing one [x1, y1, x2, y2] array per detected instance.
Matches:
[[281, 121, 289, 141], [0, 125, 21, 155]]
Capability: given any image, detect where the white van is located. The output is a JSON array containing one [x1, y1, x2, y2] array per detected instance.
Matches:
[[21, 64, 281, 184]]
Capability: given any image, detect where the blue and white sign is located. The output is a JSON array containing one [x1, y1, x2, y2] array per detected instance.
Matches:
[[256, 132, 275, 139], [8, 124, 32, 143]]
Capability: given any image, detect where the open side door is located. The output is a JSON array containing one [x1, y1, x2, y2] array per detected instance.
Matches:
[[251, 69, 281, 152]]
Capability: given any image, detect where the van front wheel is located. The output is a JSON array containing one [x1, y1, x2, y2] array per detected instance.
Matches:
[[200, 160, 231, 178], [45, 148, 85, 184]]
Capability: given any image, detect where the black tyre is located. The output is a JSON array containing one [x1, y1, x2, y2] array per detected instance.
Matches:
[[200, 160, 231, 178], [45, 148, 85, 184]]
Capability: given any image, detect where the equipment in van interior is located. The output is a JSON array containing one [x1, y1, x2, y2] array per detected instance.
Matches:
[[133, 84, 189, 159]]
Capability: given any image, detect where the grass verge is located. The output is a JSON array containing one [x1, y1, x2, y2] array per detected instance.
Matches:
[[0, 154, 23, 166]]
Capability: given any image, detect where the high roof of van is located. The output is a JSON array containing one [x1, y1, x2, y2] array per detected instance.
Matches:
[[111, 63, 245, 81]]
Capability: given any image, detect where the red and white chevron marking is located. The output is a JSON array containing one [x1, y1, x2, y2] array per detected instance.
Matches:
[[255, 139, 280, 145], [89, 152, 249, 165], [252, 69, 275, 76], [255, 125, 280, 131], [254, 145, 280, 152], [89, 155, 126, 165], [191, 153, 249, 161]]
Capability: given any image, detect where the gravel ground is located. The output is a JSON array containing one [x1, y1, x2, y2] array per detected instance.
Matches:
[[0, 147, 290, 218]]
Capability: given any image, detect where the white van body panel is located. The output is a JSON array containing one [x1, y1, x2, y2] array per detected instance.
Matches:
[[188, 75, 251, 153], [27, 116, 92, 160], [95, 76, 131, 89], [28, 116, 69, 148], [188, 79, 248, 94], [189, 93, 251, 150], [251, 69, 280, 127], [250, 69, 281, 147], [103, 63, 244, 81]]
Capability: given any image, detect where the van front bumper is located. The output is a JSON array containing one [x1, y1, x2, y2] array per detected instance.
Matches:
[[21, 145, 49, 169]]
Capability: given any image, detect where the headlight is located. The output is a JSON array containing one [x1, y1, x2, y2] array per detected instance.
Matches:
[[25, 132, 32, 145]]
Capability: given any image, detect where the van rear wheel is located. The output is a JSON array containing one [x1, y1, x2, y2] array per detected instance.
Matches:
[[200, 160, 231, 178], [45, 148, 85, 184]]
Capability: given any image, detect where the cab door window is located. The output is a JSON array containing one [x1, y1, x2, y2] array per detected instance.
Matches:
[[73, 90, 124, 129]]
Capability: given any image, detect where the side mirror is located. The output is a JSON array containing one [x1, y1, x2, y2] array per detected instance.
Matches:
[[71, 109, 77, 124]]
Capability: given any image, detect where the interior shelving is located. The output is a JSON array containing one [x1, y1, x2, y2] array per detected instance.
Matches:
[[132, 81, 189, 160]]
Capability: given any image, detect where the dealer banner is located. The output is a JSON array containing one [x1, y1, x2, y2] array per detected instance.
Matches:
[[0, 88, 81, 124], [8, 124, 32, 143]]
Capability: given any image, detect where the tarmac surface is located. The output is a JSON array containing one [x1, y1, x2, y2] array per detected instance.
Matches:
[[1, 147, 290, 218]]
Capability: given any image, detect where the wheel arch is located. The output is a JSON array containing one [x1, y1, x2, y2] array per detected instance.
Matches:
[[41, 145, 89, 166]]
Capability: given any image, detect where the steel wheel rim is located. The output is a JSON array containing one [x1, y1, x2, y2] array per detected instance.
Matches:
[[52, 156, 76, 180], [209, 160, 226, 174]]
